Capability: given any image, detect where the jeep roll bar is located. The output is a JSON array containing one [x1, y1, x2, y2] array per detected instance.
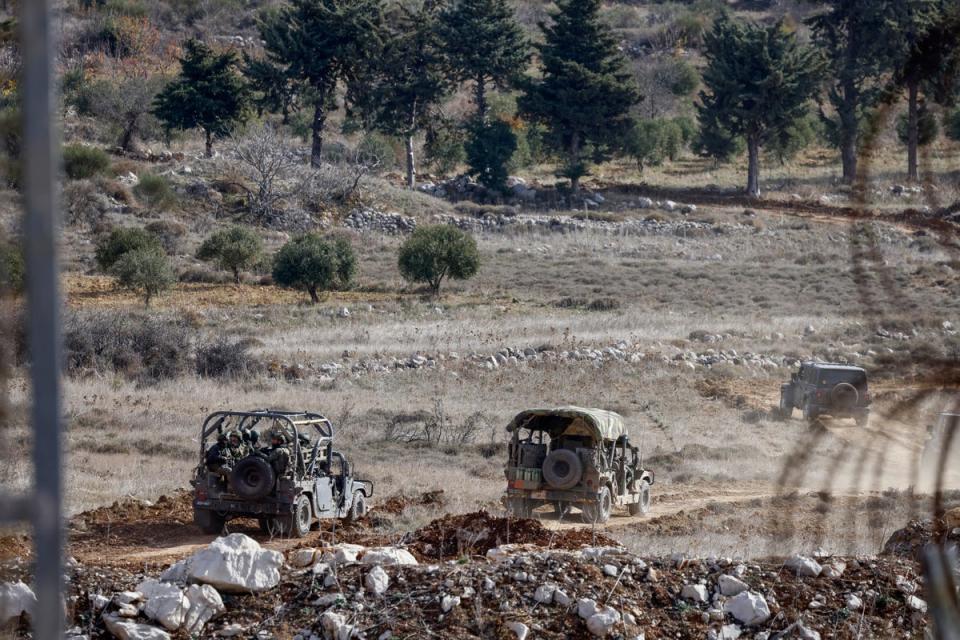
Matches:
[[199, 410, 335, 477]]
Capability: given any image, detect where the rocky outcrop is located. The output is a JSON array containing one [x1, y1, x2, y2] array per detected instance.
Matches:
[[185, 534, 283, 593]]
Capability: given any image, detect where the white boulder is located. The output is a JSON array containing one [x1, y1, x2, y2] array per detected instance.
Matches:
[[719, 625, 742, 639], [723, 591, 771, 625], [319, 611, 357, 640], [681, 583, 709, 603], [907, 595, 927, 613], [506, 621, 529, 640], [786, 556, 822, 577], [554, 588, 571, 607], [844, 594, 862, 610], [360, 547, 418, 566], [159, 562, 188, 584], [365, 566, 390, 596], [137, 579, 189, 631], [719, 575, 749, 597], [533, 585, 556, 604], [440, 595, 460, 613], [186, 534, 283, 593], [586, 606, 621, 637], [288, 549, 317, 568], [183, 584, 225, 634], [322, 543, 366, 567], [0, 581, 36, 625], [102, 615, 171, 640], [577, 598, 598, 619]]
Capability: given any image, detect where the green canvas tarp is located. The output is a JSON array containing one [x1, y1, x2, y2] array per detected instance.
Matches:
[[506, 406, 628, 442]]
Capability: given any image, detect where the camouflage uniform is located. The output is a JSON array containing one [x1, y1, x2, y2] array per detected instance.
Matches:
[[205, 435, 228, 472], [216, 431, 249, 480], [267, 433, 291, 477]]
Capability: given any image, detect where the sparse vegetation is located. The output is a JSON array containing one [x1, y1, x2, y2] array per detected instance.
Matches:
[[398, 224, 479, 295], [0, 238, 24, 294], [196, 225, 263, 283], [112, 247, 175, 306], [94, 226, 163, 271], [63, 144, 110, 180]]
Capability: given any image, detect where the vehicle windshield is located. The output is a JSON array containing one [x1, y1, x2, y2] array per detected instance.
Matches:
[[817, 369, 866, 388]]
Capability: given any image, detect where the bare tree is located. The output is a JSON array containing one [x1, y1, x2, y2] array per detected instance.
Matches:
[[228, 122, 301, 221]]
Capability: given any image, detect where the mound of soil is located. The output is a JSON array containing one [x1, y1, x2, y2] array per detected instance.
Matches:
[[377, 489, 446, 515], [882, 517, 960, 560], [409, 510, 618, 558]]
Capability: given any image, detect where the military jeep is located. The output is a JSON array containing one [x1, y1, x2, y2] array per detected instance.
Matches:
[[503, 407, 654, 524], [779, 362, 871, 425], [192, 409, 373, 537]]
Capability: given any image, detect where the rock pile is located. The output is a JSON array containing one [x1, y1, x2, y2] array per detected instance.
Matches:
[[343, 207, 416, 235]]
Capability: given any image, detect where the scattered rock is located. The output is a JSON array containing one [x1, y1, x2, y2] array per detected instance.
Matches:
[[0, 581, 36, 625], [586, 606, 621, 637], [506, 621, 529, 640], [786, 555, 822, 577], [365, 566, 390, 596], [681, 583, 709, 603], [102, 614, 171, 640], [360, 547, 418, 566], [137, 579, 190, 631], [723, 591, 771, 626], [719, 574, 749, 597], [440, 595, 460, 613]]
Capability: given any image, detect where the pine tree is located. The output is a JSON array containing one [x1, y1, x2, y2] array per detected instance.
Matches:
[[354, 1, 452, 188], [519, 0, 640, 192], [807, 0, 907, 184], [153, 40, 249, 157], [697, 17, 822, 198], [440, 0, 529, 120], [243, 54, 299, 124], [258, 0, 384, 167], [890, 0, 953, 181]]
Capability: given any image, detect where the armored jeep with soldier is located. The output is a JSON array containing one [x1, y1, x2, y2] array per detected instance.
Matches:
[[503, 406, 655, 524], [192, 409, 373, 537]]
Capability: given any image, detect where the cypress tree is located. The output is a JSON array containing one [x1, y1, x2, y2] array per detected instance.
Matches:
[[807, 1, 906, 184], [257, 0, 384, 167], [697, 17, 822, 198], [354, 1, 452, 188], [440, 0, 529, 120], [153, 40, 249, 157], [519, 0, 640, 192]]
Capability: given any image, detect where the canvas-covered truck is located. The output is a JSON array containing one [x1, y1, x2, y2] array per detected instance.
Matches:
[[192, 409, 373, 537], [503, 406, 654, 524]]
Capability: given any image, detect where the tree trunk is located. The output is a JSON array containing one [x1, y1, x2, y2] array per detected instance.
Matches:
[[204, 130, 213, 158], [746, 135, 761, 198], [310, 102, 326, 168], [474, 76, 487, 121], [233, 267, 241, 284], [839, 84, 859, 184], [569, 131, 581, 193], [405, 135, 416, 189], [907, 80, 919, 182], [308, 285, 319, 304], [120, 120, 135, 153]]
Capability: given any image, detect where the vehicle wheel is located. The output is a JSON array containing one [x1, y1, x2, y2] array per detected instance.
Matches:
[[507, 498, 534, 519], [778, 393, 794, 419], [347, 491, 367, 523], [628, 482, 651, 516], [291, 495, 312, 537], [581, 486, 612, 525], [541, 449, 583, 490], [230, 457, 276, 500], [194, 509, 225, 535], [831, 382, 859, 410]]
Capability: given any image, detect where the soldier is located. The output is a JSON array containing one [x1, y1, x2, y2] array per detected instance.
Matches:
[[214, 431, 248, 481], [267, 432, 291, 477], [205, 434, 228, 472]]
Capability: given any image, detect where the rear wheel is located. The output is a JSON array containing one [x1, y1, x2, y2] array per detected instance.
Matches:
[[628, 482, 651, 516], [507, 497, 534, 519], [266, 495, 312, 538], [194, 509, 225, 535], [581, 486, 612, 524], [347, 491, 367, 523]]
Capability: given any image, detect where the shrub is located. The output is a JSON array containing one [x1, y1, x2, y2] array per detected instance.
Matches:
[[196, 337, 262, 378], [272, 233, 357, 303], [63, 144, 110, 180], [398, 224, 479, 295], [144, 220, 187, 254], [135, 173, 177, 210], [357, 132, 397, 172], [63, 311, 190, 381], [112, 248, 175, 306], [196, 226, 263, 283], [94, 226, 163, 271], [465, 118, 517, 192], [0, 239, 24, 294], [64, 180, 108, 227]]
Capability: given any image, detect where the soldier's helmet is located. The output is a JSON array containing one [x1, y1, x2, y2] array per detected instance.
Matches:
[[227, 430, 242, 443], [271, 432, 287, 445]]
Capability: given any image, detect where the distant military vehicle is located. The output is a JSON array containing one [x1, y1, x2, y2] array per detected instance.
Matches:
[[503, 406, 654, 524], [192, 409, 372, 537], [779, 362, 871, 425]]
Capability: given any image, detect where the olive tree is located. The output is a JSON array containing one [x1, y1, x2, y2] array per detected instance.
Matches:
[[94, 226, 163, 271], [196, 225, 263, 283], [113, 248, 175, 307], [272, 233, 356, 303], [398, 224, 479, 296]]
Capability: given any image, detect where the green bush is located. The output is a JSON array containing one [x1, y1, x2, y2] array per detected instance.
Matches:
[[196, 226, 263, 283], [668, 59, 700, 97], [63, 144, 110, 180], [112, 247, 175, 306], [465, 118, 517, 192], [94, 226, 163, 271], [135, 173, 177, 210], [398, 224, 479, 296], [897, 106, 939, 147], [272, 233, 357, 303], [0, 239, 24, 294]]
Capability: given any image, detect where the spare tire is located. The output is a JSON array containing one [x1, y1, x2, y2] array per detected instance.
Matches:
[[831, 382, 859, 409], [542, 449, 583, 490], [231, 456, 276, 500]]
